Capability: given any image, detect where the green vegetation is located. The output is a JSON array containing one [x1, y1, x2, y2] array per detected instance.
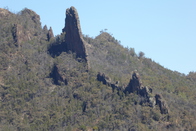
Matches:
[[0, 8, 195, 131]]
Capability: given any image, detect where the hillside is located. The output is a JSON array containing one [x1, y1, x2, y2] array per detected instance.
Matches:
[[0, 7, 196, 131]]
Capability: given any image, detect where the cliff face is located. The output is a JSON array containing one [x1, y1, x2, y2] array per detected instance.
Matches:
[[9, 8, 43, 47], [62, 6, 88, 61]]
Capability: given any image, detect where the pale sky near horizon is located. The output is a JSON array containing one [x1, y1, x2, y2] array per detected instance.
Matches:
[[1, 0, 196, 75]]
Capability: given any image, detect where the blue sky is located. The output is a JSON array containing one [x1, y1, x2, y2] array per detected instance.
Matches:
[[1, 0, 196, 75]]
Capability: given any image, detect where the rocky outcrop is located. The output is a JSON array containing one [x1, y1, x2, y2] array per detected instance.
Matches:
[[97, 71, 168, 113], [139, 86, 156, 107], [155, 94, 169, 114], [10, 8, 43, 47], [12, 23, 34, 47], [50, 64, 68, 85], [62, 6, 88, 61], [124, 71, 153, 97], [97, 72, 123, 91], [124, 74, 156, 107], [12, 24, 24, 47], [124, 71, 142, 94], [97, 72, 112, 86], [124, 71, 168, 112]]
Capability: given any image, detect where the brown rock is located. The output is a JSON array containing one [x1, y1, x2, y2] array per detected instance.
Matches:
[[97, 72, 123, 91], [12, 24, 30, 47], [62, 6, 88, 61], [124, 71, 156, 107], [155, 94, 169, 114], [10, 8, 42, 47], [97, 72, 111, 86], [124, 71, 142, 94]]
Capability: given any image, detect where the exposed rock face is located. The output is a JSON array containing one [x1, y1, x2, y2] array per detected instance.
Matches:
[[97, 72, 122, 91], [140, 86, 156, 107], [50, 64, 68, 85], [62, 6, 88, 61], [98, 71, 167, 111], [12, 24, 24, 47], [97, 72, 112, 86], [11, 23, 32, 47], [155, 94, 169, 114], [12, 23, 34, 47], [124, 71, 169, 111], [124, 71, 142, 94], [10, 8, 42, 47]]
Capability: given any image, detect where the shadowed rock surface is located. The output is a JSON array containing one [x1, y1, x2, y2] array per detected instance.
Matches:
[[97, 72, 122, 91], [62, 6, 88, 61], [10, 9, 42, 47], [97, 72, 112, 86], [50, 64, 68, 85], [123, 71, 168, 112], [124, 71, 142, 94], [0, 7, 195, 131], [48, 6, 89, 70], [155, 94, 169, 114]]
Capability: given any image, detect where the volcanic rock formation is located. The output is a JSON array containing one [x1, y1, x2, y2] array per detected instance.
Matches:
[[62, 6, 88, 61], [97, 71, 169, 114], [11, 8, 42, 47], [97, 72, 122, 91], [124, 71, 142, 94], [155, 94, 169, 114]]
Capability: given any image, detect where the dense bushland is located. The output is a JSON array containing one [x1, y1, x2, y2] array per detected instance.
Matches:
[[0, 8, 195, 131]]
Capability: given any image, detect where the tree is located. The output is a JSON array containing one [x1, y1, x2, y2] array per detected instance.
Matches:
[[138, 51, 145, 59], [130, 48, 136, 57]]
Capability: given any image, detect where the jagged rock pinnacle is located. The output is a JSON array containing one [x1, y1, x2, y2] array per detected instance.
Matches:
[[62, 6, 88, 61]]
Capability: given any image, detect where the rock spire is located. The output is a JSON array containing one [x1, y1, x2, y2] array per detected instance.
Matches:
[[62, 6, 88, 61]]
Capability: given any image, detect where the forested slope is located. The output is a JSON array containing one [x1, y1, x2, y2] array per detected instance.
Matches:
[[0, 7, 195, 131]]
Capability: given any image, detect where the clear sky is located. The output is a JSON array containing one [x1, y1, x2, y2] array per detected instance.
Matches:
[[1, 0, 196, 75]]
